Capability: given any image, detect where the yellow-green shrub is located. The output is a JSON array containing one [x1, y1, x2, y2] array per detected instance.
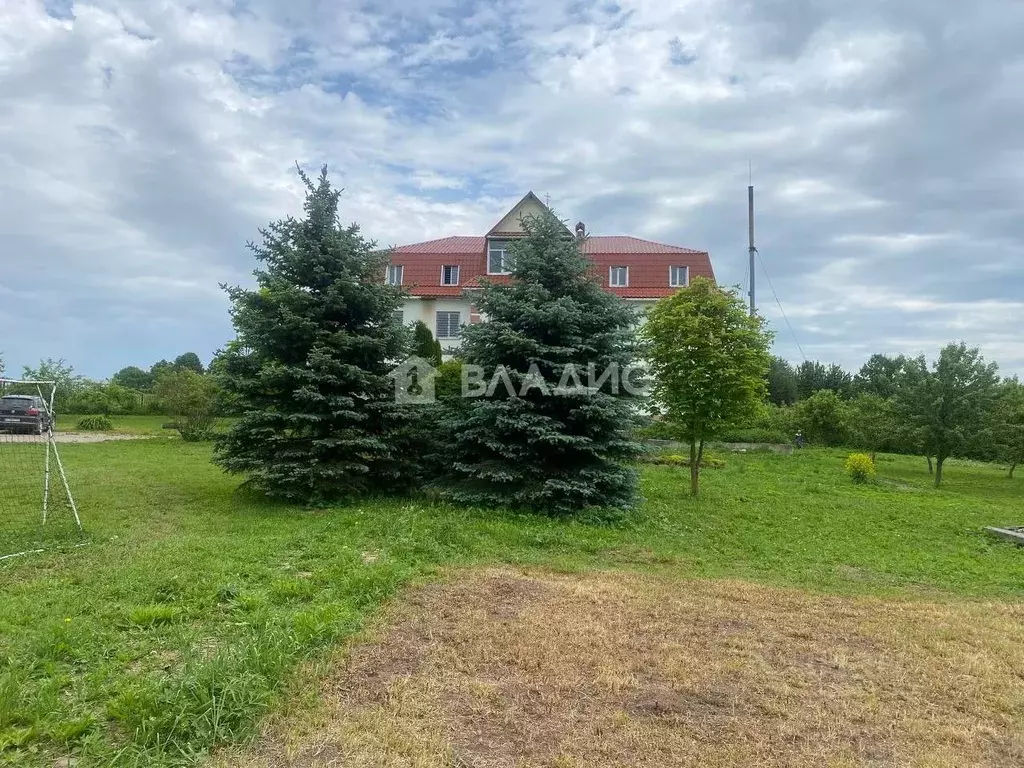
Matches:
[[844, 453, 876, 483], [641, 453, 727, 469]]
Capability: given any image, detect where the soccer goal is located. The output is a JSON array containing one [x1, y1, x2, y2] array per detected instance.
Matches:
[[0, 378, 83, 560]]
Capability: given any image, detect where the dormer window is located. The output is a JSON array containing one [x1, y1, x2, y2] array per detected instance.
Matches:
[[609, 266, 628, 287], [669, 265, 688, 287], [487, 240, 513, 275], [441, 265, 460, 286], [386, 264, 404, 285]]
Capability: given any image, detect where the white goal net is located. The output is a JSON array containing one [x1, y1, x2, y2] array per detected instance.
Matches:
[[0, 378, 82, 560]]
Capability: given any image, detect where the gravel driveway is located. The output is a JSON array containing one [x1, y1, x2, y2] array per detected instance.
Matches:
[[0, 432, 148, 443]]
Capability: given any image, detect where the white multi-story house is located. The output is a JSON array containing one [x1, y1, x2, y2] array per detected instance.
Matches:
[[386, 192, 715, 353]]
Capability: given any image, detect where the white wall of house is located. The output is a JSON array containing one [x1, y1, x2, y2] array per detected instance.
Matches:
[[399, 297, 658, 359], [625, 299, 657, 333], [398, 297, 474, 354]]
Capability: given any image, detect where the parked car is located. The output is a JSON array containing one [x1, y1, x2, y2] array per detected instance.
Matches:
[[0, 395, 53, 434]]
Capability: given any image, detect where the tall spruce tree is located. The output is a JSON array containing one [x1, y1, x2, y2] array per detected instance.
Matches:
[[213, 166, 409, 503], [442, 212, 643, 515], [412, 321, 443, 367]]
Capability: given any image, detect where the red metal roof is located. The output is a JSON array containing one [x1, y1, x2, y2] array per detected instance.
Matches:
[[392, 236, 484, 254], [582, 236, 706, 255], [389, 235, 714, 299]]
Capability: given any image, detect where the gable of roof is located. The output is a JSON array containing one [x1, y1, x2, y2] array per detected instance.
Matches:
[[486, 191, 572, 237]]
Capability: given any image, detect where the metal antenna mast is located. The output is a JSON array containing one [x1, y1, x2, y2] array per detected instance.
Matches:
[[747, 177, 756, 317]]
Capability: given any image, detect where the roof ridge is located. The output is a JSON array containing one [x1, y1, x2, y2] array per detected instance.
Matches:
[[399, 235, 481, 244], [588, 235, 706, 252]]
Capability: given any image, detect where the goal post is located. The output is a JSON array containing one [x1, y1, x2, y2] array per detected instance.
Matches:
[[0, 378, 83, 560]]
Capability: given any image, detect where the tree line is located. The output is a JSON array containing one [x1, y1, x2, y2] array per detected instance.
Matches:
[[755, 352, 1024, 485], [0, 352, 214, 418]]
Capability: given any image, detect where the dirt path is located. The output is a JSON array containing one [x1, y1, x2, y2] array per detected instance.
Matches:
[[217, 569, 1024, 768]]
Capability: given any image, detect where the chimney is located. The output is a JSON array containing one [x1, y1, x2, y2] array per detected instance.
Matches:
[[575, 221, 586, 239]]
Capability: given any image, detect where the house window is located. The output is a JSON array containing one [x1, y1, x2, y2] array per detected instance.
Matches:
[[386, 264, 403, 285], [441, 265, 460, 286], [669, 265, 689, 287], [488, 240, 513, 274], [436, 311, 461, 339], [392, 310, 404, 326], [609, 266, 629, 287]]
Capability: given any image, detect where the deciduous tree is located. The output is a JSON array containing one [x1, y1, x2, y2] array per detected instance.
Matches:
[[822, 363, 853, 398], [848, 393, 896, 460], [173, 352, 205, 375], [112, 365, 154, 391], [643, 278, 772, 496], [993, 377, 1024, 479], [853, 353, 908, 399], [150, 360, 174, 381], [795, 360, 828, 400], [767, 356, 799, 405], [22, 358, 86, 411], [795, 360, 853, 399], [794, 389, 851, 447], [896, 343, 999, 487], [154, 370, 219, 441]]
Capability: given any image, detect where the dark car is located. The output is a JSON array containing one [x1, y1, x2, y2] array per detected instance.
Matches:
[[0, 395, 53, 434]]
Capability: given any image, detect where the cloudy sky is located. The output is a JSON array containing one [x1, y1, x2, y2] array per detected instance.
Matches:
[[2, 0, 1022, 379]]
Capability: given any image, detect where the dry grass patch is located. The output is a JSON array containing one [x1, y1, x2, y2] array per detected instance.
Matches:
[[219, 569, 1024, 768]]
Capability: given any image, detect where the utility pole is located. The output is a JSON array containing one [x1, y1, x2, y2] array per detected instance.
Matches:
[[748, 183, 756, 317]]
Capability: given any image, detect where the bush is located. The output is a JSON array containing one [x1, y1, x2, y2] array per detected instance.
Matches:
[[64, 383, 151, 415], [844, 453, 876, 483], [795, 390, 852, 447], [847, 393, 903, 456], [434, 360, 463, 401], [176, 420, 215, 442], [634, 418, 678, 441], [154, 370, 219, 442], [641, 453, 727, 469], [76, 415, 113, 431]]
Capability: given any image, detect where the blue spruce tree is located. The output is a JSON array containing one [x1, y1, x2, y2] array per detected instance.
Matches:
[[443, 211, 643, 514], [213, 166, 410, 502]]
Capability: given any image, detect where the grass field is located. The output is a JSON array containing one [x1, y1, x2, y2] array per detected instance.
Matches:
[[0, 439, 1022, 766], [223, 570, 1024, 768]]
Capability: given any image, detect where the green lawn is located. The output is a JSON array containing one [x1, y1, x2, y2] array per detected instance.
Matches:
[[0, 442, 1021, 766]]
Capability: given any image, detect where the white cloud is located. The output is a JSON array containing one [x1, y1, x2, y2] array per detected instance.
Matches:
[[0, 0, 1022, 378], [831, 232, 957, 252]]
